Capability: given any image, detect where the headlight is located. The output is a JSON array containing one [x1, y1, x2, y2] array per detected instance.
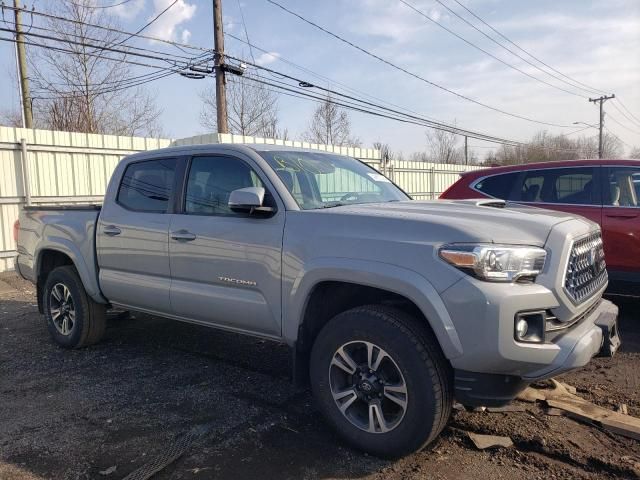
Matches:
[[439, 244, 547, 282]]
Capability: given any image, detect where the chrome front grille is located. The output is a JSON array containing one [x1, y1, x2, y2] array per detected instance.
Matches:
[[564, 231, 607, 304]]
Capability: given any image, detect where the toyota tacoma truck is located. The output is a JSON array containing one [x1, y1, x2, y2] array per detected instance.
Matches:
[[15, 144, 620, 457]]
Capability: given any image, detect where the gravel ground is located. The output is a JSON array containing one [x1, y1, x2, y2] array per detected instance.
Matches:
[[0, 272, 638, 480]]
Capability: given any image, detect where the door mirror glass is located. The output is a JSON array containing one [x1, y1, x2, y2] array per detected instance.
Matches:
[[229, 187, 273, 214]]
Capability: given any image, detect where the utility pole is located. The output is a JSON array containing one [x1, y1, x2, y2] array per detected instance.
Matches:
[[589, 94, 615, 159], [213, 0, 228, 134], [14, 0, 33, 128], [464, 136, 468, 165]]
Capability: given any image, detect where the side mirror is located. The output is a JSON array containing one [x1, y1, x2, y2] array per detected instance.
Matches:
[[228, 187, 274, 214]]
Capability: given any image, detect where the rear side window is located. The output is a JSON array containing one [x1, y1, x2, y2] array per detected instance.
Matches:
[[473, 172, 519, 199], [517, 167, 598, 205], [117, 158, 176, 213]]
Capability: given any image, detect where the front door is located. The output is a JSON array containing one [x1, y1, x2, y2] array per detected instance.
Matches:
[[97, 157, 177, 313], [168, 154, 285, 337], [601, 165, 640, 288]]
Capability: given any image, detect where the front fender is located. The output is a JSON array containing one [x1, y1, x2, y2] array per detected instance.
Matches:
[[284, 257, 463, 359]]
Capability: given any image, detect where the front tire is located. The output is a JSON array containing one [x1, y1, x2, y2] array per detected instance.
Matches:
[[43, 266, 106, 348], [310, 305, 452, 458]]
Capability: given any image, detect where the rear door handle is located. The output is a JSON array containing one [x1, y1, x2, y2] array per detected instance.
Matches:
[[171, 230, 196, 241], [103, 225, 121, 236], [605, 213, 638, 219]]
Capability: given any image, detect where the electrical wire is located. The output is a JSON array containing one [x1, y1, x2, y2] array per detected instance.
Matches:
[[448, 0, 609, 97], [264, 0, 577, 128], [610, 100, 640, 128], [605, 111, 640, 136], [68, 0, 136, 9], [397, 0, 587, 98], [615, 99, 640, 125]]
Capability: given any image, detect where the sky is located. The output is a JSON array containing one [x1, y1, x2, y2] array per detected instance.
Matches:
[[1, 0, 639, 157]]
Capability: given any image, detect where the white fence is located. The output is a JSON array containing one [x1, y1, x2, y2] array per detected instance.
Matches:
[[0, 127, 479, 272]]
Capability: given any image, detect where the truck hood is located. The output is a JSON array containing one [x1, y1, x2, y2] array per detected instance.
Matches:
[[319, 199, 591, 246]]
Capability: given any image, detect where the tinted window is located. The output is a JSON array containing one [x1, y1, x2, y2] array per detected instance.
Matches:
[[606, 166, 640, 207], [516, 167, 597, 205], [185, 156, 265, 215], [473, 172, 519, 199], [117, 158, 176, 213]]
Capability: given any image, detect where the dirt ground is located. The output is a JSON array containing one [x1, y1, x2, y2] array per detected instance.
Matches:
[[0, 272, 638, 480]]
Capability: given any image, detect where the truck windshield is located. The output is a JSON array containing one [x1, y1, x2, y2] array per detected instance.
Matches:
[[259, 151, 410, 209]]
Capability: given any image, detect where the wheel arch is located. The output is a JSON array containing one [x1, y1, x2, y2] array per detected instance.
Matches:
[[286, 259, 463, 384]]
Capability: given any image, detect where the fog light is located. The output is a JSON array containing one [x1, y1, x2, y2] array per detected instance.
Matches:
[[515, 319, 529, 339], [514, 311, 545, 343]]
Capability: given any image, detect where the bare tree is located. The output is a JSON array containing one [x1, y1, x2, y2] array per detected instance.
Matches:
[[303, 94, 360, 146], [0, 107, 24, 127], [484, 130, 620, 165], [425, 128, 463, 164], [601, 133, 624, 158], [29, 0, 163, 136], [373, 141, 393, 166], [629, 146, 640, 159], [200, 74, 287, 138]]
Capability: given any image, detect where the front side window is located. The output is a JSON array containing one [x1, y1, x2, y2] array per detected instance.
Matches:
[[473, 172, 519, 199], [606, 166, 640, 207], [258, 151, 409, 209], [516, 167, 597, 205], [117, 158, 176, 213], [185, 156, 265, 215]]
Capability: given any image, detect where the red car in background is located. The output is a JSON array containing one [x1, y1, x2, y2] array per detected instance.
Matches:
[[441, 159, 640, 296]]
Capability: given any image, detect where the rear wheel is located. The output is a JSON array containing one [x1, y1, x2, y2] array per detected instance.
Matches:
[[310, 305, 452, 458], [43, 266, 106, 348]]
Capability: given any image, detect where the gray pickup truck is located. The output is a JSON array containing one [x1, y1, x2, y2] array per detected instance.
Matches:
[[16, 144, 620, 457]]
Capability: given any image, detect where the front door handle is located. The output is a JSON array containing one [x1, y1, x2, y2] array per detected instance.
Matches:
[[171, 230, 196, 241], [103, 225, 121, 236]]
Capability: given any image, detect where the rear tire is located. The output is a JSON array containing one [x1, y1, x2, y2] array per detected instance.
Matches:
[[310, 305, 452, 458], [43, 266, 106, 348]]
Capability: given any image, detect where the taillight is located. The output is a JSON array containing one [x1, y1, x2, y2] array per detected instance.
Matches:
[[13, 219, 20, 243]]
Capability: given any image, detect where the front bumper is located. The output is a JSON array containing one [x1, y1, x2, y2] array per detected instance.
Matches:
[[441, 277, 620, 406]]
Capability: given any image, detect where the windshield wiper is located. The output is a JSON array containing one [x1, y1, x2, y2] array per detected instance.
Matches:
[[320, 202, 348, 209]]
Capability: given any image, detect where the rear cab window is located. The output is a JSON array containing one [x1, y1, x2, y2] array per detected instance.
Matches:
[[117, 158, 176, 213]]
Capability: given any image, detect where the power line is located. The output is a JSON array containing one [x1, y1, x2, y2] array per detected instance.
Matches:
[[610, 100, 640, 128], [448, 0, 609, 97], [109, 0, 179, 49], [264, 0, 577, 128], [604, 126, 632, 149], [605, 110, 640, 136], [0, 10, 592, 154], [68, 0, 136, 9], [615, 99, 640, 125], [397, 0, 587, 98], [235, 0, 256, 64]]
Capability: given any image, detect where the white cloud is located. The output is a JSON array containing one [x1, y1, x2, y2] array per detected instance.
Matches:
[[255, 52, 280, 66], [146, 0, 196, 42], [181, 29, 191, 44], [111, 0, 145, 19]]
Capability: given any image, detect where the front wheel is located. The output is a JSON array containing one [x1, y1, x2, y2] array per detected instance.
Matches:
[[43, 266, 106, 348], [310, 305, 452, 458]]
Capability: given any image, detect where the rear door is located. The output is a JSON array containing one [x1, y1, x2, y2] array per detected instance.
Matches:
[[168, 154, 285, 337], [511, 166, 603, 225], [601, 165, 640, 280], [97, 157, 177, 313]]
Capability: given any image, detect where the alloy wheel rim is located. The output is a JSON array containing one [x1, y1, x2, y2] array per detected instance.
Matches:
[[50, 283, 76, 336], [329, 340, 408, 434]]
